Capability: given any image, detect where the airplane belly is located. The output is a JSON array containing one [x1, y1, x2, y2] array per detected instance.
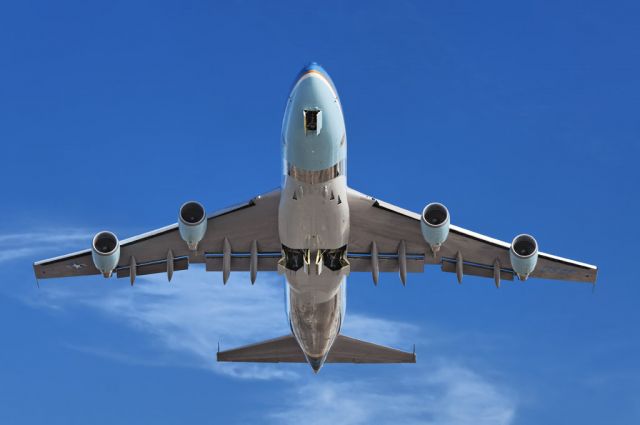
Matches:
[[278, 175, 349, 249], [279, 174, 350, 366], [278, 174, 350, 301], [287, 277, 345, 362]]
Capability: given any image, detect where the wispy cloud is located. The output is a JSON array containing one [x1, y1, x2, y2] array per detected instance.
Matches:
[[34, 268, 300, 380], [0, 232, 90, 244], [0, 246, 42, 263], [342, 312, 421, 348], [0, 230, 90, 264], [270, 365, 516, 425]]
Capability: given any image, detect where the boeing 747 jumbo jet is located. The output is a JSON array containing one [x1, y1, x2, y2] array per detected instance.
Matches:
[[34, 63, 598, 373]]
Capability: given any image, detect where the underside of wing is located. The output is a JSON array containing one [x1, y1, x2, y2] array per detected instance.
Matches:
[[347, 188, 597, 284], [33, 189, 282, 282]]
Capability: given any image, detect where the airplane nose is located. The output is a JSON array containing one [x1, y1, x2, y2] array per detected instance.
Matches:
[[282, 62, 345, 172], [292, 62, 337, 96], [301, 62, 328, 78]]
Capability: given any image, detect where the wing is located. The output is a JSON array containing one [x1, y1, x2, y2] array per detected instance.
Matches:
[[34, 189, 282, 282], [347, 188, 597, 285]]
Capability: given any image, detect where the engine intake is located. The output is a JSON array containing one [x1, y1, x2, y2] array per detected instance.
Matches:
[[510, 234, 538, 280], [91, 231, 120, 278], [420, 202, 450, 255], [179, 201, 207, 250]]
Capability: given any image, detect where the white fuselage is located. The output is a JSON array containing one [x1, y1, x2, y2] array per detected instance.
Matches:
[[278, 64, 349, 371]]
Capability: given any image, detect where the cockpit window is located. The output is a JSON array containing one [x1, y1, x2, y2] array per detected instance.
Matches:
[[304, 109, 322, 134]]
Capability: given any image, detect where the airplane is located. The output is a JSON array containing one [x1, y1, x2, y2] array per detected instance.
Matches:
[[33, 63, 598, 373]]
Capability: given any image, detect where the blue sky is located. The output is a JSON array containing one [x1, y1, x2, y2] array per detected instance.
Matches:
[[0, 0, 639, 423]]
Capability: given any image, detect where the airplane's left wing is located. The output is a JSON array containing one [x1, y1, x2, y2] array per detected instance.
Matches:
[[34, 190, 282, 282], [347, 188, 597, 285]]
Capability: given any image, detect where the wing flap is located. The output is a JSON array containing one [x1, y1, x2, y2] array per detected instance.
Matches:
[[116, 256, 189, 279], [441, 258, 515, 281], [205, 255, 280, 272], [347, 256, 424, 273]]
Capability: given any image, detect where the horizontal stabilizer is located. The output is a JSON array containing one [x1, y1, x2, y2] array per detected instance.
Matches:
[[217, 335, 305, 363], [328, 335, 416, 363], [217, 334, 416, 364]]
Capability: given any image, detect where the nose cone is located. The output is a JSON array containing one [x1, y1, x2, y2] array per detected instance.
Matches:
[[283, 62, 346, 172], [301, 62, 327, 76], [292, 62, 337, 95]]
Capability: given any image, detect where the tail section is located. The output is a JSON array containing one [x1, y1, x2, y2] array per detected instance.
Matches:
[[217, 334, 416, 365]]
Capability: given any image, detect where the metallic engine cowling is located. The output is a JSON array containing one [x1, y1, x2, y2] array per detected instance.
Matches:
[[420, 202, 450, 255], [91, 231, 120, 278], [510, 234, 538, 280], [179, 201, 207, 250]]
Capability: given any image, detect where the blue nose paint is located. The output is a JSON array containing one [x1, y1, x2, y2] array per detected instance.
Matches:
[[291, 62, 338, 95], [282, 63, 346, 172]]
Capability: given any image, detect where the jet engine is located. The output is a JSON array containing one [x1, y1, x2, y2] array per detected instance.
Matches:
[[510, 234, 538, 280], [420, 202, 450, 255], [179, 201, 207, 250], [91, 231, 120, 278]]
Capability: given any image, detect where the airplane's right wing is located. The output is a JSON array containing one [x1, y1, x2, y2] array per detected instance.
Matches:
[[33, 189, 282, 283]]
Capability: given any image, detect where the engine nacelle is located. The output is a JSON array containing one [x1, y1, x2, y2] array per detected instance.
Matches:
[[91, 231, 120, 278], [420, 202, 450, 255], [179, 201, 207, 250], [510, 234, 538, 280]]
